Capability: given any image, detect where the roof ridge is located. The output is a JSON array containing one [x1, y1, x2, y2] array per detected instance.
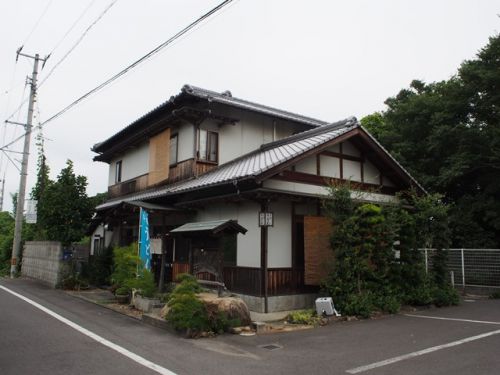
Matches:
[[182, 84, 329, 126]]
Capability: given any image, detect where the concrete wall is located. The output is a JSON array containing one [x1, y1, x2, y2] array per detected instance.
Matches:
[[21, 241, 64, 287]]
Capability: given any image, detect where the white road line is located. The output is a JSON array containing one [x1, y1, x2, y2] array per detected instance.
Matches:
[[404, 314, 500, 325], [0, 285, 177, 375], [346, 329, 500, 374]]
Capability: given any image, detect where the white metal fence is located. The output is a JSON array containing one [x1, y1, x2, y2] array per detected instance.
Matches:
[[421, 249, 500, 290]]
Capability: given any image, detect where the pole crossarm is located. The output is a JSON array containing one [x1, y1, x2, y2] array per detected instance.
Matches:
[[5, 120, 28, 128], [0, 147, 24, 155]]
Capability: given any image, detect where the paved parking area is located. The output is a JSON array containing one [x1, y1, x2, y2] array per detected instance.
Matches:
[[219, 298, 500, 375]]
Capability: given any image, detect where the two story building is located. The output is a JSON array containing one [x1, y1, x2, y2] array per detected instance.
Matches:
[[91, 85, 424, 312]]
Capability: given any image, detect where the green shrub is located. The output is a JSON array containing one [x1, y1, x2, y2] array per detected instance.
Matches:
[[172, 273, 202, 294], [343, 292, 374, 318], [111, 244, 140, 288], [432, 285, 460, 307], [166, 276, 239, 336], [115, 286, 130, 295], [128, 268, 156, 298], [83, 246, 113, 286], [404, 283, 434, 306], [287, 309, 320, 325], [373, 294, 401, 314], [167, 292, 209, 333], [208, 311, 241, 333]]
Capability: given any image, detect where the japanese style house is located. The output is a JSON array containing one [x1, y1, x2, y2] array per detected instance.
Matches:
[[90, 85, 424, 312]]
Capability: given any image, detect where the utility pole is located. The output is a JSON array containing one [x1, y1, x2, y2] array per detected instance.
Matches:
[[10, 50, 47, 278], [0, 176, 5, 211]]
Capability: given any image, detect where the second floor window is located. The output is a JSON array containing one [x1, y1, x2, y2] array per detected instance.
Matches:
[[115, 160, 122, 183], [198, 129, 218, 162], [170, 134, 178, 165]]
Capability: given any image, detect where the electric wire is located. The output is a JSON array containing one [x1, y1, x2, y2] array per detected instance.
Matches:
[[21, 0, 53, 48], [38, 0, 117, 89], [48, 0, 97, 56], [0, 0, 235, 153], [39, 0, 234, 127]]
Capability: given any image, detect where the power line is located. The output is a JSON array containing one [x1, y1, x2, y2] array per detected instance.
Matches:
[[38, 0, 117, 89], [0, 0, 236, 152], [40, 0, 234, 127], [21, 0, 53, 47], [4, 0, 109, 122], [48, 0, 97, 56]]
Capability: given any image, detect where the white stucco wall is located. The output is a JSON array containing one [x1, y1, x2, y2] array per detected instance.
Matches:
[[267, 200, 292, 268], [176, 123, 195, 161], [364, 160, 381, 184], [342, 140, 361, 156], [195, 201, 261, 268], [343, 159, 362, 181], [319, 155, 340, 178], [263, 179, 398, 204], [295, 156, 317, 174], [217, 112, 309, 165], [109, 141, 149, 185]]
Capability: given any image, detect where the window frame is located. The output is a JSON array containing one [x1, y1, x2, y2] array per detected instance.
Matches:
[[169, 134, 178, 166], [115, 160, 122, 183], [197, 129, 219, 163]]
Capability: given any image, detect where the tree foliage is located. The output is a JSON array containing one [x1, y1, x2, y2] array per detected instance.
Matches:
[[362, 34, 500, 247], [32, 159, 93, 245], [323, 185, 458, 317]]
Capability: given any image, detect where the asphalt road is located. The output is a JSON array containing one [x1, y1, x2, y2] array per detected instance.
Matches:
[[1, 278, 499, 375]]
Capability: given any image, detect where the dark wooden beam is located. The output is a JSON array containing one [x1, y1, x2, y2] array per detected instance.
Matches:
[[272, 170, 399, 195]]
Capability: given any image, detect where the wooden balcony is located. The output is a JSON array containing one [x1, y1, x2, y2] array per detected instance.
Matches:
[[107, 159, 219, 199]]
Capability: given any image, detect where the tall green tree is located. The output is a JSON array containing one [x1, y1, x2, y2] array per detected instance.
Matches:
[[362, 34, 500, 247], [39, 160, 92, 245], [31, 135, 52, 239]]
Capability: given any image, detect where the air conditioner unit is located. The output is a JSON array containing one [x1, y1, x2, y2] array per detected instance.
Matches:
[[315, 297, 341, 317]]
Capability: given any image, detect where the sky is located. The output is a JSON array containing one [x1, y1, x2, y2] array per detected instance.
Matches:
[[0, 0, 498, 213]]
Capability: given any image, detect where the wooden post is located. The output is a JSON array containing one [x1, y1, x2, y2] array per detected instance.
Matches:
[[158, 214, 167, 292], [261, 201, 269, 313]]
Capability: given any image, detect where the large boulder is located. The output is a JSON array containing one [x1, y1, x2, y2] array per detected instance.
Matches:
[[197, 293, 252, 326]]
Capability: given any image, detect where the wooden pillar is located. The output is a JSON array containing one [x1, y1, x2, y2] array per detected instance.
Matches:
[[158, 214, 167, 292], [260, 201, 269, 313]]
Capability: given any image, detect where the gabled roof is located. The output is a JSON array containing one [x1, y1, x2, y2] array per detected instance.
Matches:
[[96, 116, 426, 210], [92, 84, 328, 157]]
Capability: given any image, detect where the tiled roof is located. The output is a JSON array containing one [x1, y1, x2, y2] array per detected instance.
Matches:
[[96, 117, 358, 210], [92, 85, 328, 154], [182, 85, 329, 128], [170, 220, 247, 234]]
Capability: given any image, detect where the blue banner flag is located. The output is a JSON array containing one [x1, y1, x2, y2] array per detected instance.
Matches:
[[139, 208, 151, 270]]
